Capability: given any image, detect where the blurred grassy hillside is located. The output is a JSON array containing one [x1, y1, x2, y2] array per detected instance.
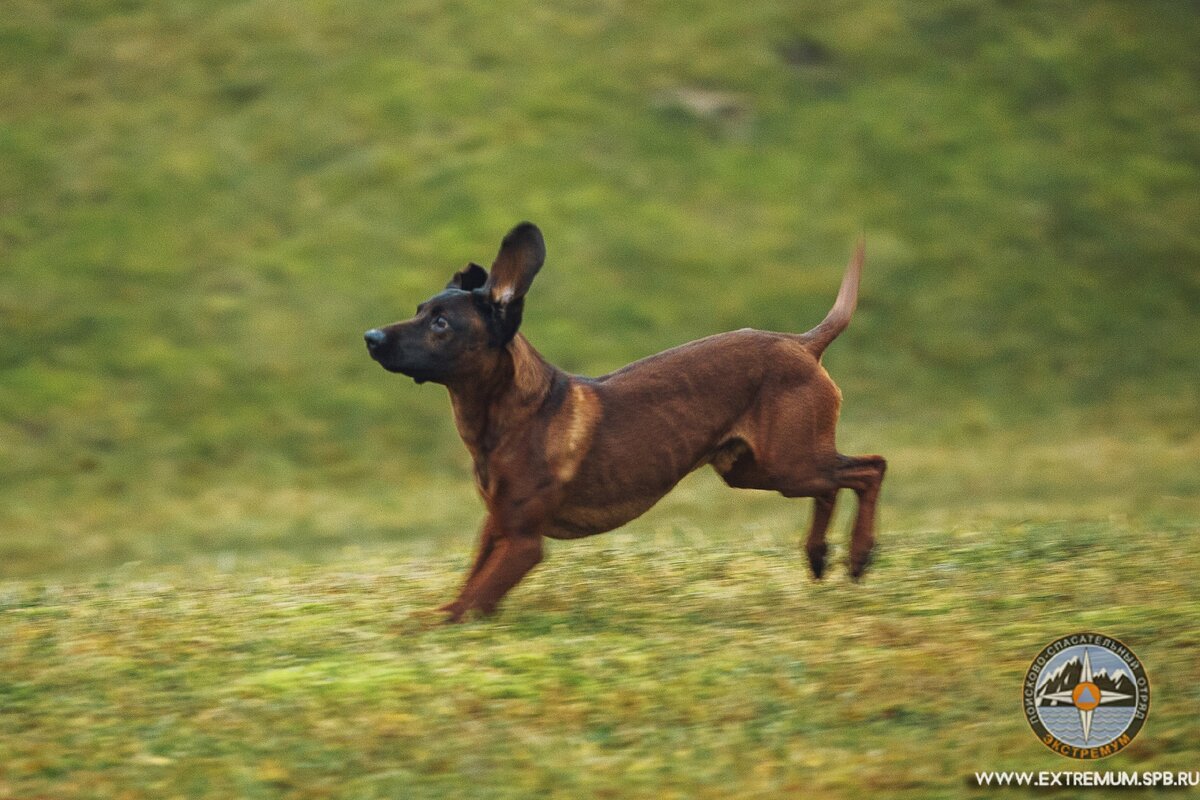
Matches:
[[1, 1, 1198, 576]]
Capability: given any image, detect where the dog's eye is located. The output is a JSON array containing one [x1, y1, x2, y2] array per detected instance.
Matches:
[[431, 316, 450, 332]]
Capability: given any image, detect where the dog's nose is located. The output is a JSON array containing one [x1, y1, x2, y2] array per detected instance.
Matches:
[[364, 328, 386, 348]]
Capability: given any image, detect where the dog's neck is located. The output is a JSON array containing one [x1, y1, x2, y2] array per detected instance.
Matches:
[[446, 334, 561, 479]]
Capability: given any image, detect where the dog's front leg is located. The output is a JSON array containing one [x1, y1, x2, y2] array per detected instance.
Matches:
[[436, 484, 558, 621], [437, 517, 499, 618], [444, 532, 543, 622]]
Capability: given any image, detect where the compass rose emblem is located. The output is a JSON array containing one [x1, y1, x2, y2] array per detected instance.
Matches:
[[1023, 633, 1150, 759]]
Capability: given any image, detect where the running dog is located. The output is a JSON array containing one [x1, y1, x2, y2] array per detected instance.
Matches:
[[364, 223, 885, 621]]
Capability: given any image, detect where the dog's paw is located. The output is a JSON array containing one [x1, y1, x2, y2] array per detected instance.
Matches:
[[406, 603, 464, 627], [806, 542, 829, 580], [848, 549, 874, 581], [437, 601, 470, 624]]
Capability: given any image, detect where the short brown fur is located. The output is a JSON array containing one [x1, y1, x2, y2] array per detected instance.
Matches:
[[364, 223, 885, 621]]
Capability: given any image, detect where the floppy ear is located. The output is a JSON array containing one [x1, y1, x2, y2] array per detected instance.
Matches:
[[484, 222, 545, 306], [446, 262, 489, 291]]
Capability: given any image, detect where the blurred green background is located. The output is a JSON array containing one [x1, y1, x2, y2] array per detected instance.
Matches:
[[2, 0, 1196, 576]]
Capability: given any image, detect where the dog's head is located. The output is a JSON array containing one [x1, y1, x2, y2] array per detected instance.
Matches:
[[364, 222, 545, 385]]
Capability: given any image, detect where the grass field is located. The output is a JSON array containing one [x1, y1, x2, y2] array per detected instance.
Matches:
[[2, 1, 1199, 797], [3, 523, 1197, 799]]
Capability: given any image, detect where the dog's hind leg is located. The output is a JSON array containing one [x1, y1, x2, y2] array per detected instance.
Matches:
[[714, 443, 884, 580], [834, 454, 887, 579], [805, 492, 837, 579], [713, 444, 841, 579]]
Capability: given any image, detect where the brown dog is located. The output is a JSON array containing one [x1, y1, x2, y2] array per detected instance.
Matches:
[[365, 223, 885, 621]]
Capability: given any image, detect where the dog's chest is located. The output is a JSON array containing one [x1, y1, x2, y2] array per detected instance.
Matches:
[[546, 494, 663, 539]]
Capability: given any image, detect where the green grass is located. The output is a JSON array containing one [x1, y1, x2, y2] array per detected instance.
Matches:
[[3, 523, 1198, 799], [2, 0, 1199, 797]]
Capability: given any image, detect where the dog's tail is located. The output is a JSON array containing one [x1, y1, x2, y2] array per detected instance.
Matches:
[[801, 237, 864, 359]]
